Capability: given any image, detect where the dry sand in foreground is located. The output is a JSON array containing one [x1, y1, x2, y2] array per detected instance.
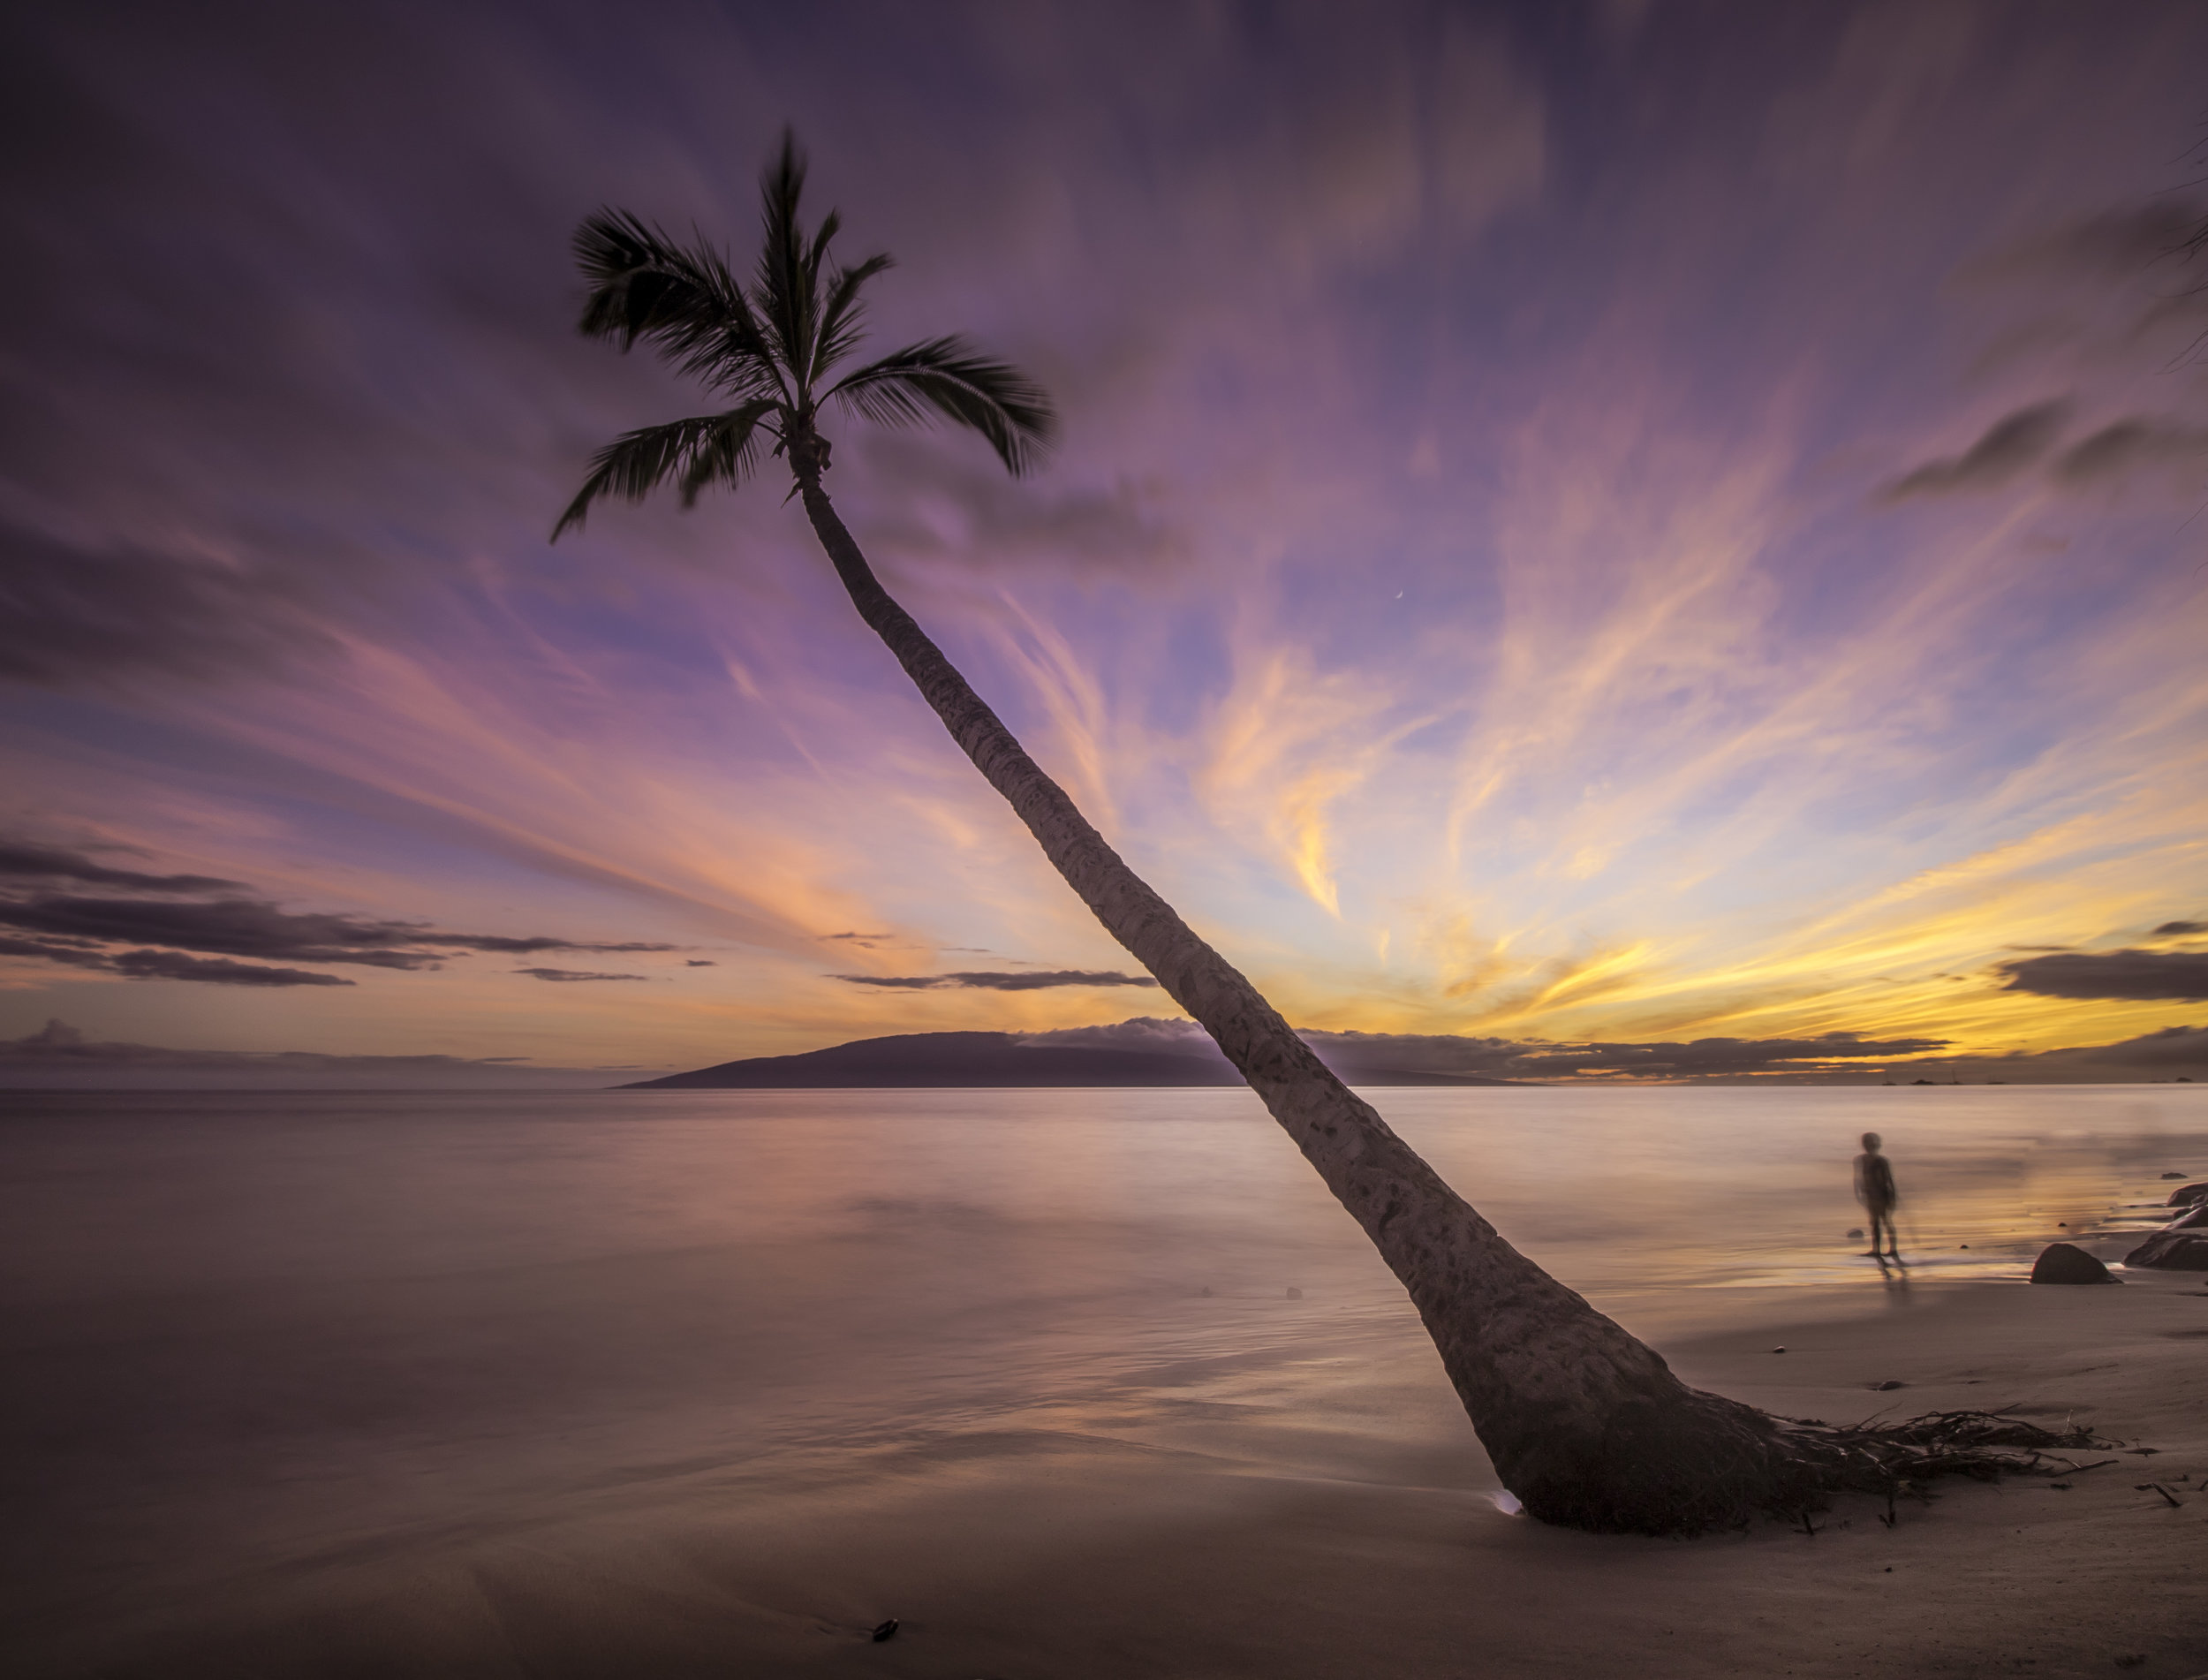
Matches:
[[33, 1275, 2208, 1679]]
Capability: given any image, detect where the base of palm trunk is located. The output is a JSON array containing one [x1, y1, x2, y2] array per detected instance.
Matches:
[[1493, 1387, 2116, 1535]]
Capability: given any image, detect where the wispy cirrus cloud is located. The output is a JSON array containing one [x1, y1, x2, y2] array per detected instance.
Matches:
[[1965, 201, 2204, 282], [0, 526, 343, 691]]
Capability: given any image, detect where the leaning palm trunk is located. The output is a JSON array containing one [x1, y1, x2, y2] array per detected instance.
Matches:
[[559, 134, 2080, 1534], [787, 438, 1795, 1532]]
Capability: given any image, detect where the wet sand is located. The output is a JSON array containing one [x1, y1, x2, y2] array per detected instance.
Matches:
[[19, 1273, 2205, 1679], [7, 1087, 2204, 1676]]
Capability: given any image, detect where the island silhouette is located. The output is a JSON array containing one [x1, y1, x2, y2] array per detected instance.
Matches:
[[624, 1029, 1531, 1089]]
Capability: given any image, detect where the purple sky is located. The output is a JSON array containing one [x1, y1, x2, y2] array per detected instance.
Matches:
[[4, 2, 2206, 1085]]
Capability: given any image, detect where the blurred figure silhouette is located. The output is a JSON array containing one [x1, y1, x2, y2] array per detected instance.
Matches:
[[1854, 1132, 1901, 1261]]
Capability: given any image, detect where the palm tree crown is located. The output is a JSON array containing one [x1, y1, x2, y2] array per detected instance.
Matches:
[[553, 131, 1055, 538]]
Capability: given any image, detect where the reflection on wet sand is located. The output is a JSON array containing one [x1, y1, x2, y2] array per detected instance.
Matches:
[[1, 1084, 2201, 1674]]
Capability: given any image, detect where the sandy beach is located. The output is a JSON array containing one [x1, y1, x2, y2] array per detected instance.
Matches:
[[6, 1086, 2204, 1677], [11, 1275, 2197, 1678]]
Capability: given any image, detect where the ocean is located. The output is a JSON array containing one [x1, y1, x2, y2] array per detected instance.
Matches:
[[3, 1082, 2201, 1670]]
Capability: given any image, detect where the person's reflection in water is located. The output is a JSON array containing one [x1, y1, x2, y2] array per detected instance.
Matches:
[[1854, 1131, 1902, 1267]]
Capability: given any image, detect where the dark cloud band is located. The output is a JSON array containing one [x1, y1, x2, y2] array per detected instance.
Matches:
[[1879, 400, 2070, 501], [1032, 1018, 2208, 1081], [1996, 949, 2208, 1001], [0, 839, 242, 893], [2053, 418, 2208, 486], [0, 836, 681, 988], [0, 931, 350, 986], [837, 969, 1161, 992], [108, 950, 353, 987], [0, 1019, 661, 1087], [1025, 1018, 1948, 1079]]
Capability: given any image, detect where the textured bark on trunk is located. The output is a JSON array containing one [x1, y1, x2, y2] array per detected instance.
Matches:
[[793, 451, 1805, 1532]]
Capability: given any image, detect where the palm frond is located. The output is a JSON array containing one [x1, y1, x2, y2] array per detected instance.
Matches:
[[677, 402, 777, 506], [805, 210, 842, 281], [826, 337, 1058, 475], [752, 130, 818, 386], [551, 402, 782, 538], [811, 253, 894, 385], [571, 210, 783, 399]]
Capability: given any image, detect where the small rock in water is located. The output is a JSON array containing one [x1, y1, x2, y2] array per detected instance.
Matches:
[[1871, 1380, 1906, 1391], [1846, 1228, 1864, 1240], [870, 1619, 899, 1643], [1285, 1286, 1303, 1299], [2166, 1181, 2208, 1207], [1959, 1244, 1969, 1249], [1199, 1286, 1214, 1298], [1771, 1346, 1787, 1354], [2030, 1242, 2115, 1285], [2162, 1171, 2188, 1180]]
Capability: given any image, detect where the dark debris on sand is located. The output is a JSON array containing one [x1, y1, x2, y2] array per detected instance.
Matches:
[[1764, 1409, 2123, 1530]]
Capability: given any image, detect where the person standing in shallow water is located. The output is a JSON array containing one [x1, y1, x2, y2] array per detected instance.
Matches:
[[1854, 1132, 1901, 1260]]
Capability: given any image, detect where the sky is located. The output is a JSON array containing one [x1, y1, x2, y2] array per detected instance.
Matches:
[[3, 1, 2206, 1086]]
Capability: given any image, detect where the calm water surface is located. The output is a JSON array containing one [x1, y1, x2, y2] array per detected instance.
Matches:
[[3, 1083, 2201, 1661]]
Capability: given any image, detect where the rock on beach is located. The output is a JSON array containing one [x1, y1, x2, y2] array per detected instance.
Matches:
[[2122, 1229, 2208, 1271], [2029, 1243, 2115, 1285]]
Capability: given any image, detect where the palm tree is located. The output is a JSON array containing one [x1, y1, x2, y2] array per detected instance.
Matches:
[[553, 134, 2023, 1533]]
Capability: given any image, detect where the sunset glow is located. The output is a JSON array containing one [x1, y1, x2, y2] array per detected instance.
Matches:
[[4, 5, 2204, 1083]]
